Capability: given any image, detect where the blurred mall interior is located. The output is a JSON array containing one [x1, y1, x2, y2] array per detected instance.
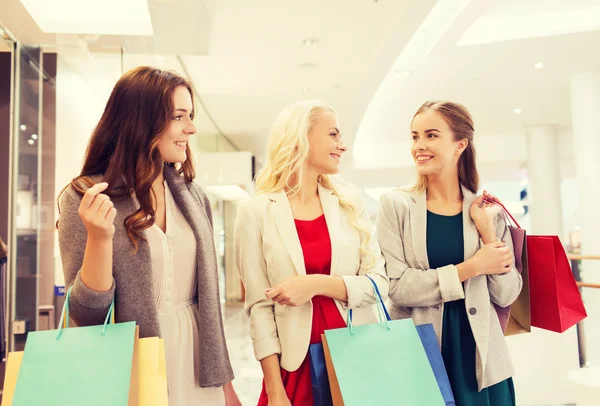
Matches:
[[1, 0, 600, 404]]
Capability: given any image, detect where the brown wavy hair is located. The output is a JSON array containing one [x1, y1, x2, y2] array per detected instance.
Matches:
[[57, 66, 196, 250], [410, 100, 479, 194]]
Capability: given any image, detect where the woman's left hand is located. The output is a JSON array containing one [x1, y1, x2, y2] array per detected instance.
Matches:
[[470, 190, 502, 242], [223, 382, 242, 406], [265, 275, 317, 306]]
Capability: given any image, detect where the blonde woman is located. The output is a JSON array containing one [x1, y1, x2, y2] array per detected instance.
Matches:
[[377, 101, 522, 405], [234, 101, 389, 406]]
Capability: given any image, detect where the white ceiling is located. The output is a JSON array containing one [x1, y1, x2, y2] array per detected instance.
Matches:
[[181, 0, 438, 162], [353, 0, 600, 181], [2, 0, 600, 191]]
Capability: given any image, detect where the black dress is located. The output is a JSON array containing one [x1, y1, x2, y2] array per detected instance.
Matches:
[[426, 210, 515, 406]]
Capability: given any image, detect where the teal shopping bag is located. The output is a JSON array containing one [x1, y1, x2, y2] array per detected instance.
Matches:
[[324, 276, 445, 406], [12, 287, 136, 406]]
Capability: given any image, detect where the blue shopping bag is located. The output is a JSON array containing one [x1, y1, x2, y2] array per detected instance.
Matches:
[[12, 287, 137, 406], [324, 276, 446, 406], [416, 324, 456, 406], [309, 342, 333, 406]]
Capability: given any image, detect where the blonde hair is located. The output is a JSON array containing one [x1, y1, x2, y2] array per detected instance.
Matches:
[[255, 100, 376, 268]]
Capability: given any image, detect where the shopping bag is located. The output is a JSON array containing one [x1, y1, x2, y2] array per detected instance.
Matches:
[[528, 235, 587, 332], [309, 342, 333, 406], [489, 203, 531, 336], [10, 287, 137, 406], [322, 334, 344, 406], [129, 334, 169, 406], [1, 352, 23, 406], [415, 324, 456, 405], [324, 276, 445, 406], [3, 329, 168, 406]]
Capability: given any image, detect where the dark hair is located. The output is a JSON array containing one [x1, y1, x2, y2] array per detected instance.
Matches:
[[58, 66, 196, 249], [412, 100, 479, 194]]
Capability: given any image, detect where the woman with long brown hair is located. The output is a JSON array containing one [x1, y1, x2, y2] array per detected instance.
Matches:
[[376, 101, 522, 405], [57, 66, 241, 405]]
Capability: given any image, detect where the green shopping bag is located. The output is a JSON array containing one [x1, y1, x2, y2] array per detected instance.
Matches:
[[12, 287, 137, 406], [324, 276, 445, 406]]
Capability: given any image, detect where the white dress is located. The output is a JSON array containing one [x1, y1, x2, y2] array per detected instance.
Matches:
[[145, 181, 225, 406]]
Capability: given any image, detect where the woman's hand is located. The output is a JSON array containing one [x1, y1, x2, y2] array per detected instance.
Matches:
[[78, 182, 117, 242], [223, 382, 242, 406], [268, 392, 292, 406], [265, 275, 318, 306], [470, 191, 501, 243], [469, 241, 514, 276]]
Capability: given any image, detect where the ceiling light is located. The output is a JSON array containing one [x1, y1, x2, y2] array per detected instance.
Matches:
[[513, 108, 522, 114], [31, 134, 38, 140], [534, 62, 544, 69], [302, 38, 319, 47], [19, 0, 154, 36], [27, 139, 35, 145], [20, 125, 26, 131]]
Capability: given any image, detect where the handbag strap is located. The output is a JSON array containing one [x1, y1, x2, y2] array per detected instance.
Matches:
[[347, 275, 391, 335], [482, 196, 522, 229], [57, 286, 116, 340]]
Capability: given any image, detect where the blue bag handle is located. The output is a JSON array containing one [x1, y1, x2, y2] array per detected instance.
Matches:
[[56, 286, 116, 340], [347, 275, 391, 335]]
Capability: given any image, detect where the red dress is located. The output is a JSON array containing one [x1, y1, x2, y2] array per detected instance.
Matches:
[[257, 214, 347, 406]]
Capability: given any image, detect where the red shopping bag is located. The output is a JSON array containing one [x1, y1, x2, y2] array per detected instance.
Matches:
[[527, 235, 587, 332], [487, 198, 587, 333]]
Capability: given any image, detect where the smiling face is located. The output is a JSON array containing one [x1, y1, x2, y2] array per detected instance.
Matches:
[[410, 109, 468, 177], [306, 110, 347, 175], [156, 85, 197, 163]]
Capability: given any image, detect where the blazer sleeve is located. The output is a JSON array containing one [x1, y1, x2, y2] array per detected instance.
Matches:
[[338, 188, 390, 310], [234, 200, 281, 362], [58, 187, 116, 326], [486, 215, 523, 307], [377, 192, 465, 308]]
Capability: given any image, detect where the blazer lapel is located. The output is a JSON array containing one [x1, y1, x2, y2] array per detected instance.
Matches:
[[269, 190, 306, 276], [318, 183, 341, 276], [163, 166, 204, 238], [410, 190, 430, 269]]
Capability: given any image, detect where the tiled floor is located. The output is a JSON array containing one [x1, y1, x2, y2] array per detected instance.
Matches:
[[223, 303, 262, 405]]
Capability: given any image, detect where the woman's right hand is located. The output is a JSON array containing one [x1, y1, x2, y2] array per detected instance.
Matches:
[[268, 392, 292, 406], [78, 182, 117, 241], [470, 240, 513, 275]]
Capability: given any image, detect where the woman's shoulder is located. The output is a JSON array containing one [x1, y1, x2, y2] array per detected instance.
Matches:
[[380, 188, 415, 209]]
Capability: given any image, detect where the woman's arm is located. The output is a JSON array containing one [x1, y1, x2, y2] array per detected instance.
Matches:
[[58, 183, 116, 326]]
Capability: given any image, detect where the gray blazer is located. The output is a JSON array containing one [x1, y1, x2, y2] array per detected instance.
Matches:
[[57, 165, 234, 387], [377, 186, 522, 391]]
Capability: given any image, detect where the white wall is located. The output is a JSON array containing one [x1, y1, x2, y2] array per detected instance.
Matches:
[[54, 55, 113, 287]]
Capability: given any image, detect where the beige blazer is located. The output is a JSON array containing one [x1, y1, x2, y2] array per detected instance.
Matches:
[[376, 186, 522, 391], [234, 183, 389, 372]]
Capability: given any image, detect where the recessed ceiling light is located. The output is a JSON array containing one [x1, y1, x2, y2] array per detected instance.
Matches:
[[513, 108, 522, 114], [20, 125, 27, 131], [534, 62, 544, 69], [302, 38, 319, 47], [19, 0, 154, 36], [31, 134, 38, 140], [28, 139, 35, 145]]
